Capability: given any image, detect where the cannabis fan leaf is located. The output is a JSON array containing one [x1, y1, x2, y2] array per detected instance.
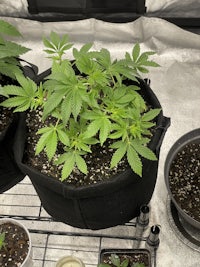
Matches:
[[0, 74, 45, 112], [98, 253, 145, 267], [0, 19, 30, 79]]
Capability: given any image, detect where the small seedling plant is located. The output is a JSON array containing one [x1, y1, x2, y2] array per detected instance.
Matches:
[[0, 232, 6, 251], [0, 32, 161, 181], [0, 19, 30, 81], [99, 253, 145, 267]]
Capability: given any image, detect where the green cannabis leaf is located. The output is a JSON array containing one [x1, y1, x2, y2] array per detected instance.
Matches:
[[111, 254, 128, 267], [55, 150, 88, 181], [132, 264, 145, 267], [43, 61, 89, 123], [0, 232, 6, 251], [0, 19, 30, 79], [83, 110, 112, 145], [36, 125, 59, 160], [98, 254, 146, 267], [0, 19, 21, 37], [0, 74, 45, 112], [0, 41, 29, 59], [43, 31, 73, 62], [124, 43, 160, 75]]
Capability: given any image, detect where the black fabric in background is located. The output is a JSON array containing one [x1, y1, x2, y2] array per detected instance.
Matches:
[[26, 0, 200, 32], [27, 0, 146, 15]]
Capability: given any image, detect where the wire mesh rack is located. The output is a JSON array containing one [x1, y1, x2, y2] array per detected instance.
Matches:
[[0, 176, 159, 267]]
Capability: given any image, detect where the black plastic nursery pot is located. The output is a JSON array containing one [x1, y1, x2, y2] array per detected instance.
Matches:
[[164, 128, 200, 230], [99, 248, 151, 267], [14, 78, 170, 230], [0, 62, 38, 193]]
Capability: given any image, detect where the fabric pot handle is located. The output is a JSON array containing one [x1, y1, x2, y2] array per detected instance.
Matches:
[[18, 59, 39, 81], [155, 116, 170, 157], [34, 68, 51, 84]]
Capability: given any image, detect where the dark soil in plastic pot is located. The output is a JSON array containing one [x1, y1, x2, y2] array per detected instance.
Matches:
[[169, 142, 200, 223], [0, 222, 29, 266], [100, 250, 151, 267]]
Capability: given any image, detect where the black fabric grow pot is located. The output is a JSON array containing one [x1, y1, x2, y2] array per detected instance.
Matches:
[[0, 114, 24, 193], [0, 62, 38, 193], [14, 78, 170, 230]]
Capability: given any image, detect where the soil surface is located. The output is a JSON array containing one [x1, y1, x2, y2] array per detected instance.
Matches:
[[0, 222, 30, 267], [0, 75, 15, 132], [24, 109, 129, 187], [0, 104, 13, 132], [101, 251, 150, 267], [169, 142, 200, 223]]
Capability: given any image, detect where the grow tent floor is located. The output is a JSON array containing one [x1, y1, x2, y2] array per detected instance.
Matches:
[[0, 177, 157, 267]]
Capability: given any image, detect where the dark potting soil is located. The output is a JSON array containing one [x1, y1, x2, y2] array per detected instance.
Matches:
[[24, 109, 129, 187], [101, 252, 150, 267], [0, 104, 13, 132], [0, 222, 29, 267], [169, 142, 200, 223], [0, 75, 15, 132]]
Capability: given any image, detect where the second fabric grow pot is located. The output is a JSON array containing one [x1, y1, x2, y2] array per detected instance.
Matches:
[[0, 62, 38, 193], [14, 78, 170, 230], [0, 113, 24, 193]]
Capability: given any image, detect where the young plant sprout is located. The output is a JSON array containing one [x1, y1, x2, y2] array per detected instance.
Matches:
[[0, 232, 6, 251], [98, 253, 145, 267]]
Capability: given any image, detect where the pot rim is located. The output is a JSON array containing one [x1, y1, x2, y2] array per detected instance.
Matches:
[[0, 218, 32, 266], [164, 128, 200, 230]]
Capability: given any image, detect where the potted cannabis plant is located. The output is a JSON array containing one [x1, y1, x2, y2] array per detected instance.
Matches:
[[0, 19, 37, 193], [164, 128, 200, 230], [98, 249, 151, 267], [0, 32, 170, 229], [0, 218, 33, 266]]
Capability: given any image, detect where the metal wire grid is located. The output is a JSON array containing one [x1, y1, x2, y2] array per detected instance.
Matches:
[[0, 177, 158, 267]]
